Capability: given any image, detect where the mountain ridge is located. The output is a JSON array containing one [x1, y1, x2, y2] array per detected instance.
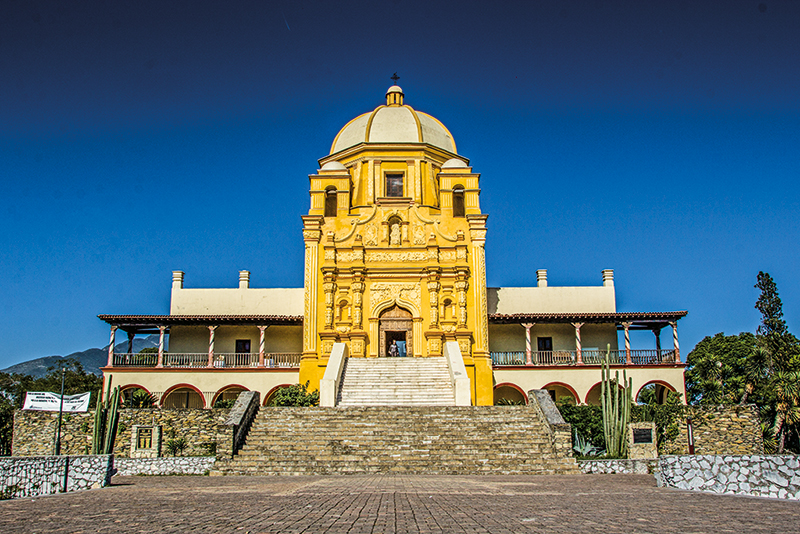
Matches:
[[1, 335, 160, 378]]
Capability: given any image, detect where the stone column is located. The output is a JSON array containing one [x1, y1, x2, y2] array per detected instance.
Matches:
[[572, 323, 584, 365], [351, 276, 364, 330], [207, 326, 218, 368], [157, 326, 166, 368], [669, 321, 680, 362], [258, 326, 268, 367], [323, 272, 336, 330], [427, 269, 441, 329], [107, 326, 117, 367], [521, 323, 534, 365], [455, 272, 469, 328], [622, 322, 632, 365], [301, 216, 323, 357]]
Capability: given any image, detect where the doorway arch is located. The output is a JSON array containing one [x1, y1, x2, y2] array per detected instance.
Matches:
[[379, 305, 413, 357]]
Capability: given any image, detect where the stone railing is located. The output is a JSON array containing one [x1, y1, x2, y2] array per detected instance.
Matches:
[[217, 391, 260, 459], [656, 454, 800, 500], [114, 456, 216, 476], [527, 389, 573, 459], [443, 341, 471, 406], [0, 455, 114, 500], [320, 343, 348, 407]]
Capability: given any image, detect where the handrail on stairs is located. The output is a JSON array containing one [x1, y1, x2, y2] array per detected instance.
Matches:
[[443, 341, 471, 406], [320, 342, 349, 407]]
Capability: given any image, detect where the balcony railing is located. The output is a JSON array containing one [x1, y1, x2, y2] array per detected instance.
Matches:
[[110, 352, 302, 369], [491, 349, 677, 367]]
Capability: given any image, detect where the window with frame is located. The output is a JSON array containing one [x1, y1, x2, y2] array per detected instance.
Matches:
[[385, 174, 404, 197]]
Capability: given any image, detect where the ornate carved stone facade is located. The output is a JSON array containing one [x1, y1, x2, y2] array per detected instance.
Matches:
[[299, 85, 493, 404]]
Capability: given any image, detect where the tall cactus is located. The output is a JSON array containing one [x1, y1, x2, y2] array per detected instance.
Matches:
[[92, 386, 121, 455], [601, 344, 632, 458]]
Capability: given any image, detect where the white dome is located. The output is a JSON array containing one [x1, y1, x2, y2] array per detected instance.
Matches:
[[320, 161, 347, 171], [442, 158, 468, 169], [330, 88, 457, 155]]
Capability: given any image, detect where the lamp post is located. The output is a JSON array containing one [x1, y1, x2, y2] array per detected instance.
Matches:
[[54, 368, 65, 455]]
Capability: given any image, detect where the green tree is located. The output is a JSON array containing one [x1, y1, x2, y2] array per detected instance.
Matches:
[[684, 332, 756, 405], [0, 359, 102, 456], [751, 272, 800, 452], [754, 271, 799, 371]]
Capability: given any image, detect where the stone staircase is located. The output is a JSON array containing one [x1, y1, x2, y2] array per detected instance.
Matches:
[[337, 357, 455, 406], [211, 406, 580, 476]]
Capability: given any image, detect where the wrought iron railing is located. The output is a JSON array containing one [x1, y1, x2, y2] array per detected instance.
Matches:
[[110, 352, 302, 369], [491, 349, 677, 367], [112, 352, 158, 367], [164, 353, 208, 368], [264, 353, 302, 368]]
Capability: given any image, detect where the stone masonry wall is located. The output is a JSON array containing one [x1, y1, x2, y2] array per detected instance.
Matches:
[[656, 455, 800, 500], [662, 405, 763, 455], [114, 456, 216, 476], [13, 408, 230, 458], [0, 455, 113, 500], [579, 458, 658, 475], [12, 411, 95, 456]]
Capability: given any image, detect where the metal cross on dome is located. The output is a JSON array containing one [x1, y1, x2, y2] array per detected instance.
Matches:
[[390, 73, 400, 84]]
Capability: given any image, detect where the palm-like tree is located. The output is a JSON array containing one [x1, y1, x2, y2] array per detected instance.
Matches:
[[772, 370, 800, 453]]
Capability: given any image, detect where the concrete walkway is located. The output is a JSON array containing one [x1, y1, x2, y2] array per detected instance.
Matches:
[[1, 474, 798, 533]]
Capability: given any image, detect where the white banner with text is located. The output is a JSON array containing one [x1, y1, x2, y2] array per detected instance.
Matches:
[[23, 391, 92, 412]]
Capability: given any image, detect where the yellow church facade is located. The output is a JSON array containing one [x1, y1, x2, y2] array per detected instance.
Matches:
[[99, 86, 687, 408]]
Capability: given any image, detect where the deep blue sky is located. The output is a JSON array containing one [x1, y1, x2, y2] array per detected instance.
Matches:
[[2, 1, 799, 367]]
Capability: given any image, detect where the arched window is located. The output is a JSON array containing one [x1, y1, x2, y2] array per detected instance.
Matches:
[[324, 187, 337, 217], [452, 186, 465, 217]]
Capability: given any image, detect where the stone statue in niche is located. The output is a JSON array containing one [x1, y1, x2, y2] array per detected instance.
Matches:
[[389, 223, 401, 246]]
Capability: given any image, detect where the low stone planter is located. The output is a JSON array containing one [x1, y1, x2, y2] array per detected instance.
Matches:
[[114, 456, 216, 476]]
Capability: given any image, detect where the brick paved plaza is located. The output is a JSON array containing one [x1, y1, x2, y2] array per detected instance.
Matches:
[[1, 474, 798, 533]]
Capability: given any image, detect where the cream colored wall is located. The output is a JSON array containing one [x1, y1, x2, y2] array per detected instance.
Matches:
[[488, 286, 616, 314], [169, 325, 302, 353], [492, 366, 686, 405], [106, 369, 300, 407], [170, 287, 303, 315], [488, 324, 619, 352]]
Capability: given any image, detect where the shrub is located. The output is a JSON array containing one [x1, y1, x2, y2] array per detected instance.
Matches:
[[268, 382, 319, 407], [127, 389, 157, 409], [165, 437, 188, 457], [213, 399, 236, 409], [557, 401, 605, 451]]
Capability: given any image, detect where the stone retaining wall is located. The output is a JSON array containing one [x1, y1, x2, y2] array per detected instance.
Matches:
[[0, 455, 113, 500], [13, 408, 230, 458], [579, 458, 658, 474], [663, 405, 763, 455], [656, 455, 800, 500], [114, 456, 216, 476]]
